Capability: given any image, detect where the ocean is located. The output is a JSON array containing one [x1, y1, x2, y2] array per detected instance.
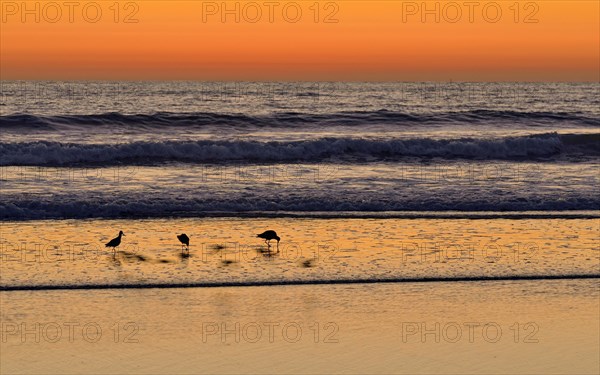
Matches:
[[1, 82, 599, 220]]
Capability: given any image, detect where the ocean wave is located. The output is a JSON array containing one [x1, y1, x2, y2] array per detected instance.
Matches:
[[2, 196, 598, 220], [1, 133, 598, 166], [1, 109, 599, 130]]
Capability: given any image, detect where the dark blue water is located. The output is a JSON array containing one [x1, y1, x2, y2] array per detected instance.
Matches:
[[1, 82, 598, 219]]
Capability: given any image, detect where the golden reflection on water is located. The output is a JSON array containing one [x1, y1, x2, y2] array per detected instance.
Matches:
[[1, 218, 598, 287], [1, 279, 598, 374]]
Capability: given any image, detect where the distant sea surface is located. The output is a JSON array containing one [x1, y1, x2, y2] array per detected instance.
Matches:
[[1, 82, 598, 220]]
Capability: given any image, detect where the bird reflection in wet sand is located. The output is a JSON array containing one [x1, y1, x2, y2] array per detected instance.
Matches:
[[256, 247, 278, 258], [110, 256, 122, 268], [117, 250, 147, 263]]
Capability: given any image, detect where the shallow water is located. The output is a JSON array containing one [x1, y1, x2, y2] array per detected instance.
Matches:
[[1, 218, 598, 289]]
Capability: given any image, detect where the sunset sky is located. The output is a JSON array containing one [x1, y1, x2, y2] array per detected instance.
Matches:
[[1, 1, 598, 81]]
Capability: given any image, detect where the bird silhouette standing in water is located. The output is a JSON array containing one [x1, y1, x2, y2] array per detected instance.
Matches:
[[177, 233, 190, 252], [257, 230, 280, 252], [105, 231, 125, 254]]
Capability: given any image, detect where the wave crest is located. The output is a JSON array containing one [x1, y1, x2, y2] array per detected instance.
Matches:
[[2, 133, 598, 166], [1, 110, 599, 130]]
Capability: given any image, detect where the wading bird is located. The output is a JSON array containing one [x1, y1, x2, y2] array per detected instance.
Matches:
[[257, 230, 280, 252], [105, 231, 125, 253], [177, 233, 190, 252]]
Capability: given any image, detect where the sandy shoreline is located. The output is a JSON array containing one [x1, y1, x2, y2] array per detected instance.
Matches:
[[2, 280, 599, 374]]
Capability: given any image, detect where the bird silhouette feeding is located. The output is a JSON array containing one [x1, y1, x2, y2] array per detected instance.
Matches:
[[105, 231, 125, 253], [177, 233, 190, 252], [257, 230, 280, 252]]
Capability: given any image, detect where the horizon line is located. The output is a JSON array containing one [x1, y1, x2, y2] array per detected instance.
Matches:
[[1, 79, 599, 84]]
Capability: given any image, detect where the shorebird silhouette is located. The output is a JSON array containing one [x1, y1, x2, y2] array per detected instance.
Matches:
[[257, 230, 280, 252], [105, 231, 125, 253], [177, 233, 190, 252]]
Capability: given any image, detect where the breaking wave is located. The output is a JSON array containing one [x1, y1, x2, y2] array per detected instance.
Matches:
[[1, 133, 598, 166]]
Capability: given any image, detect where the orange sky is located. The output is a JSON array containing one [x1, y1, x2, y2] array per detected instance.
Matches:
[[0, 1, 598, 81]]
